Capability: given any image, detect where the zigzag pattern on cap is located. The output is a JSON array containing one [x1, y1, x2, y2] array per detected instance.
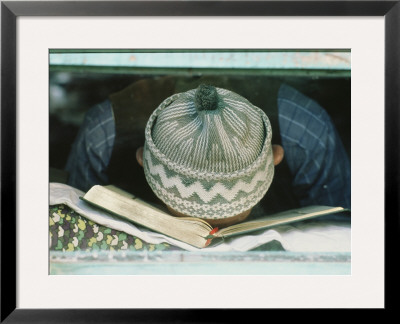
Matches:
[[145, 160, 274, 219], [144, 148, 272, 204]]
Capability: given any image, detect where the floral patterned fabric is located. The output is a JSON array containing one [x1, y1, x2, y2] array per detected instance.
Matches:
[[49, 204, 174, 252]]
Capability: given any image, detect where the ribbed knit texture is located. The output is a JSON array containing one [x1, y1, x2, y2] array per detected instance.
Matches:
[[144, 85, 274, 220], [152, 87, 265, 173]]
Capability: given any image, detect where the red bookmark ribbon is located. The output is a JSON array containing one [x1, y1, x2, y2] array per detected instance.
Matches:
[[204, 227, 219, 247]]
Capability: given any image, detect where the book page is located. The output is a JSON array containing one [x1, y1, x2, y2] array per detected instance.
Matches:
[[216, 206, 346, 237], [83, 185, 213, 248]]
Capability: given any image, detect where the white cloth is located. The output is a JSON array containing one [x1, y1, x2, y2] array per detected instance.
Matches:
[[49, 183, 351, 252]]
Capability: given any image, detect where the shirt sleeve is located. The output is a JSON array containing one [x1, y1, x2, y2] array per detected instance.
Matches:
[[277, 84, 351, 209], [65, 100, 116, 192]]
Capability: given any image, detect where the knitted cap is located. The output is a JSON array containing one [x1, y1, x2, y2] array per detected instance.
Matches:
[[143, 84, 274, 220]]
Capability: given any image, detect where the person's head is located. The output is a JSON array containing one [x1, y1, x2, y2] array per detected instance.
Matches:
[[137, 84, 283, 227]]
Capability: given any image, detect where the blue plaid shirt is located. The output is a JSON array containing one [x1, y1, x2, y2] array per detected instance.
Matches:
[[65, 84, 351, 209]]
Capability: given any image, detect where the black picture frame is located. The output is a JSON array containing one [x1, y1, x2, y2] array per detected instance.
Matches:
[[1, 0, 398, 321]]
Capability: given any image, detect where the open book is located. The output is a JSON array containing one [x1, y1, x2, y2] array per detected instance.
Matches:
[[81, 185, 348, 249]]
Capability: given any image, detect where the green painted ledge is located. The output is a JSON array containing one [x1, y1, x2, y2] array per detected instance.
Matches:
[[49, 50, 351, 77], [49, 251, 351, 275]]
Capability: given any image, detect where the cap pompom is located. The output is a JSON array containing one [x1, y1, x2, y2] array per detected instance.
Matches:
[[194, 84, 219, 111]]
